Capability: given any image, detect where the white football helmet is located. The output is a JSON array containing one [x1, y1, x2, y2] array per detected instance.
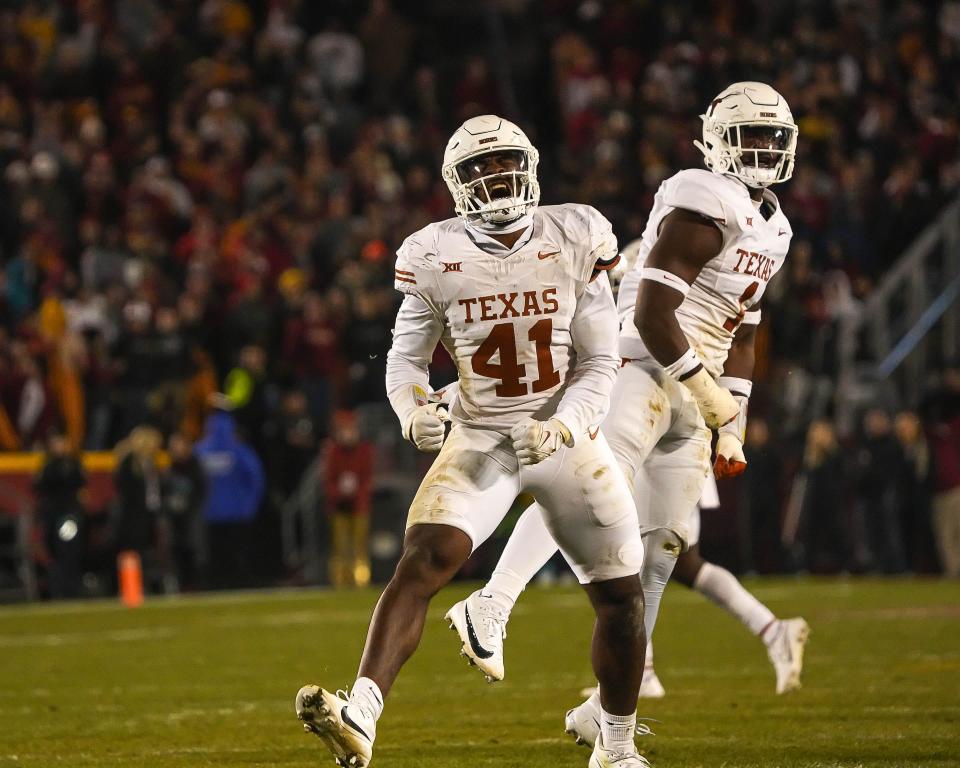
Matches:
[[695, 81, 798, 188], [442, 115, 540, 226]]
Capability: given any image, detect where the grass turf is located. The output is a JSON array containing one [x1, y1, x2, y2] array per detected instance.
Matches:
[[0, 578, 957, 767]]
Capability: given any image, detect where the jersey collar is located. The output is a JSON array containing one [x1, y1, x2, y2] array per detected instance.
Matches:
[[464, 212, 535, 257]]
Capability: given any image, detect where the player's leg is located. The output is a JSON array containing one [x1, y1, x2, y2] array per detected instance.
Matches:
[[445, 497, 558, 681], [638, 638, 664, 698], [485, 497, 558, 609], [526, 432, 648, 760], [449, 362, 672, 684], [355, 523, 472, 692], [675, 541, 809, 693], [296, 427, 519, 766], [637, 381, 713, 642]]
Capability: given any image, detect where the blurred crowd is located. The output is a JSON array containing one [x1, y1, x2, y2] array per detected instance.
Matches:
[[1, 0, 959, 591], [730, 368, 960, 577]]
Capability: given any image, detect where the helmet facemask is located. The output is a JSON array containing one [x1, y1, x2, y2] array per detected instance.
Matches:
[[699, 118, 797, 188], [445, 148, 540, 226], [726, 123, 796, 186]]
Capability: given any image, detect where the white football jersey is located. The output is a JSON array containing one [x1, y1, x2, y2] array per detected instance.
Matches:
[[392, 204, 620, 433], [618, 169, 792, 377]]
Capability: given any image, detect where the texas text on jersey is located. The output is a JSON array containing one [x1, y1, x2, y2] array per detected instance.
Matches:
[[392, 203, 621, 435], [618, 168, 793, 376]]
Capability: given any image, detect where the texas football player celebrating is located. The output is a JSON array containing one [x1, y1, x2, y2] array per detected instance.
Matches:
[[294, 115, 651, 768], [446, 83, 810, 743]]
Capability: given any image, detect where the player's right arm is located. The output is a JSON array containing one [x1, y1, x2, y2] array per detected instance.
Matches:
[[386, 294, 448, 452], [386, 231, 448, 452], [634, 207, 739, 429]]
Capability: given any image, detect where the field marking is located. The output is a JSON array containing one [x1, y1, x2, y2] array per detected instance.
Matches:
[[0, 626, 176, 648], [819, 605, 960, 621]]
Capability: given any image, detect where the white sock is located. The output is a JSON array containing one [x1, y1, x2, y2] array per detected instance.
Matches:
[[644, 639, 654, 672], [692, 562, 777, 640], [351, 677, 384, 721], [483, 504, 559, 613], [600, 706, 636, 753]]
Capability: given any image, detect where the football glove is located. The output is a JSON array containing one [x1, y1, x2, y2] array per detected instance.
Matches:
[[681, 368, 740, 430], [403, 403, 449, 452], [510, 417, 572, 466], [714, 431, 747, 478]]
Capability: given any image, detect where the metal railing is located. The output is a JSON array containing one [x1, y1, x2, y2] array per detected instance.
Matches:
[[836, 196, 960, 431]]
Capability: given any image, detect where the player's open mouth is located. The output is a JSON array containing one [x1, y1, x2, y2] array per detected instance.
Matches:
[[488, 180, 512, 199]]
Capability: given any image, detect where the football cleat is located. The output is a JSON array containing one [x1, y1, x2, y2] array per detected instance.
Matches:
[[295, 685, 376, 767], [638, 667, 666, 699], [444, 590, 507, 683], [565, 695, 602, 747], [767, 617, 810, 694], [565, 694, 655, 749], [589, 736, 653, 768]]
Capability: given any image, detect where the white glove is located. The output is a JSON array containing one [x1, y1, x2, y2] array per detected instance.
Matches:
[[681, 368, 740, 430], [403, 403, 449, 452], [510, 417, 572, 466], [714, 431, 747, 478]]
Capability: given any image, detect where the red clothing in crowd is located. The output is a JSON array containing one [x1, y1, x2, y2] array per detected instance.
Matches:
[[323, 439, 374, 516], [283, 316, 339, 378], [930, 416, 960, 493]]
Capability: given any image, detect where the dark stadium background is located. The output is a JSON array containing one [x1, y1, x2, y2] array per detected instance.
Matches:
[[0, 0, 958, 601]]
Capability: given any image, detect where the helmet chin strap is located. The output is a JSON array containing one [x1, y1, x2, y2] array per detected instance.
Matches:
[[466, 209, 535, 235]]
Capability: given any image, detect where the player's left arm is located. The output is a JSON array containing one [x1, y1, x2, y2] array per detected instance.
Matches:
[[714, 314, 759, 478]]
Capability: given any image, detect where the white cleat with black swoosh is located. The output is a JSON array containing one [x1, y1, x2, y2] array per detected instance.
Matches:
[[295, 685, 376, 767], [445, 590, 507, 683]]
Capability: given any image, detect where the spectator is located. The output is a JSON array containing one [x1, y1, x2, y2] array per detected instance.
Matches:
[[161, 432, 207, 592], [223, 344, 270, 453], [112, 425, 163, 585], [282, 292, 338, 435], [266, 389, 317, 503], [928, 371, 960, 577], [34, 429, 87, 598], [194, 400, 265, 589], [791, 420, 847, 573], [324, 410, 373, 588], [856, 409, 906, 574], [894, 411, 936, 573]]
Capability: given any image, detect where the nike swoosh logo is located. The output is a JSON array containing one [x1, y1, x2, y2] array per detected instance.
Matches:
[[588, 426, 600, 440], [537, 251, 560, 260], [464, 605, 494, 659], [539, 430, 551, 448], [341, 706, 371, 742], [778, 229, 788, 236]]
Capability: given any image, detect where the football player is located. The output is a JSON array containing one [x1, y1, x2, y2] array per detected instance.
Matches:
[[295, 115, 651, 768], [446, 83, 810, 743], [609, 242, 809, 700]]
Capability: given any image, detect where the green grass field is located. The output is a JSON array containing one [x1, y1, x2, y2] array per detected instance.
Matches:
[[0, 579, 957, 768]]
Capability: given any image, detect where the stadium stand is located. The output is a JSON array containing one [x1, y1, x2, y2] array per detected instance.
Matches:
[[0, 0, 957, 595]]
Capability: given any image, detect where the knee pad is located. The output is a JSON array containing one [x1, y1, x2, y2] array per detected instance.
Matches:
[[641, 528, 682, 591], [639, 527, 683, 638]]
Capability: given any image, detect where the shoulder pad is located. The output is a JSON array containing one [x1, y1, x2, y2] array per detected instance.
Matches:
[[541, 204, 618, 284], [394, 224, 441, 295], [661, 169, 728, 224]]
